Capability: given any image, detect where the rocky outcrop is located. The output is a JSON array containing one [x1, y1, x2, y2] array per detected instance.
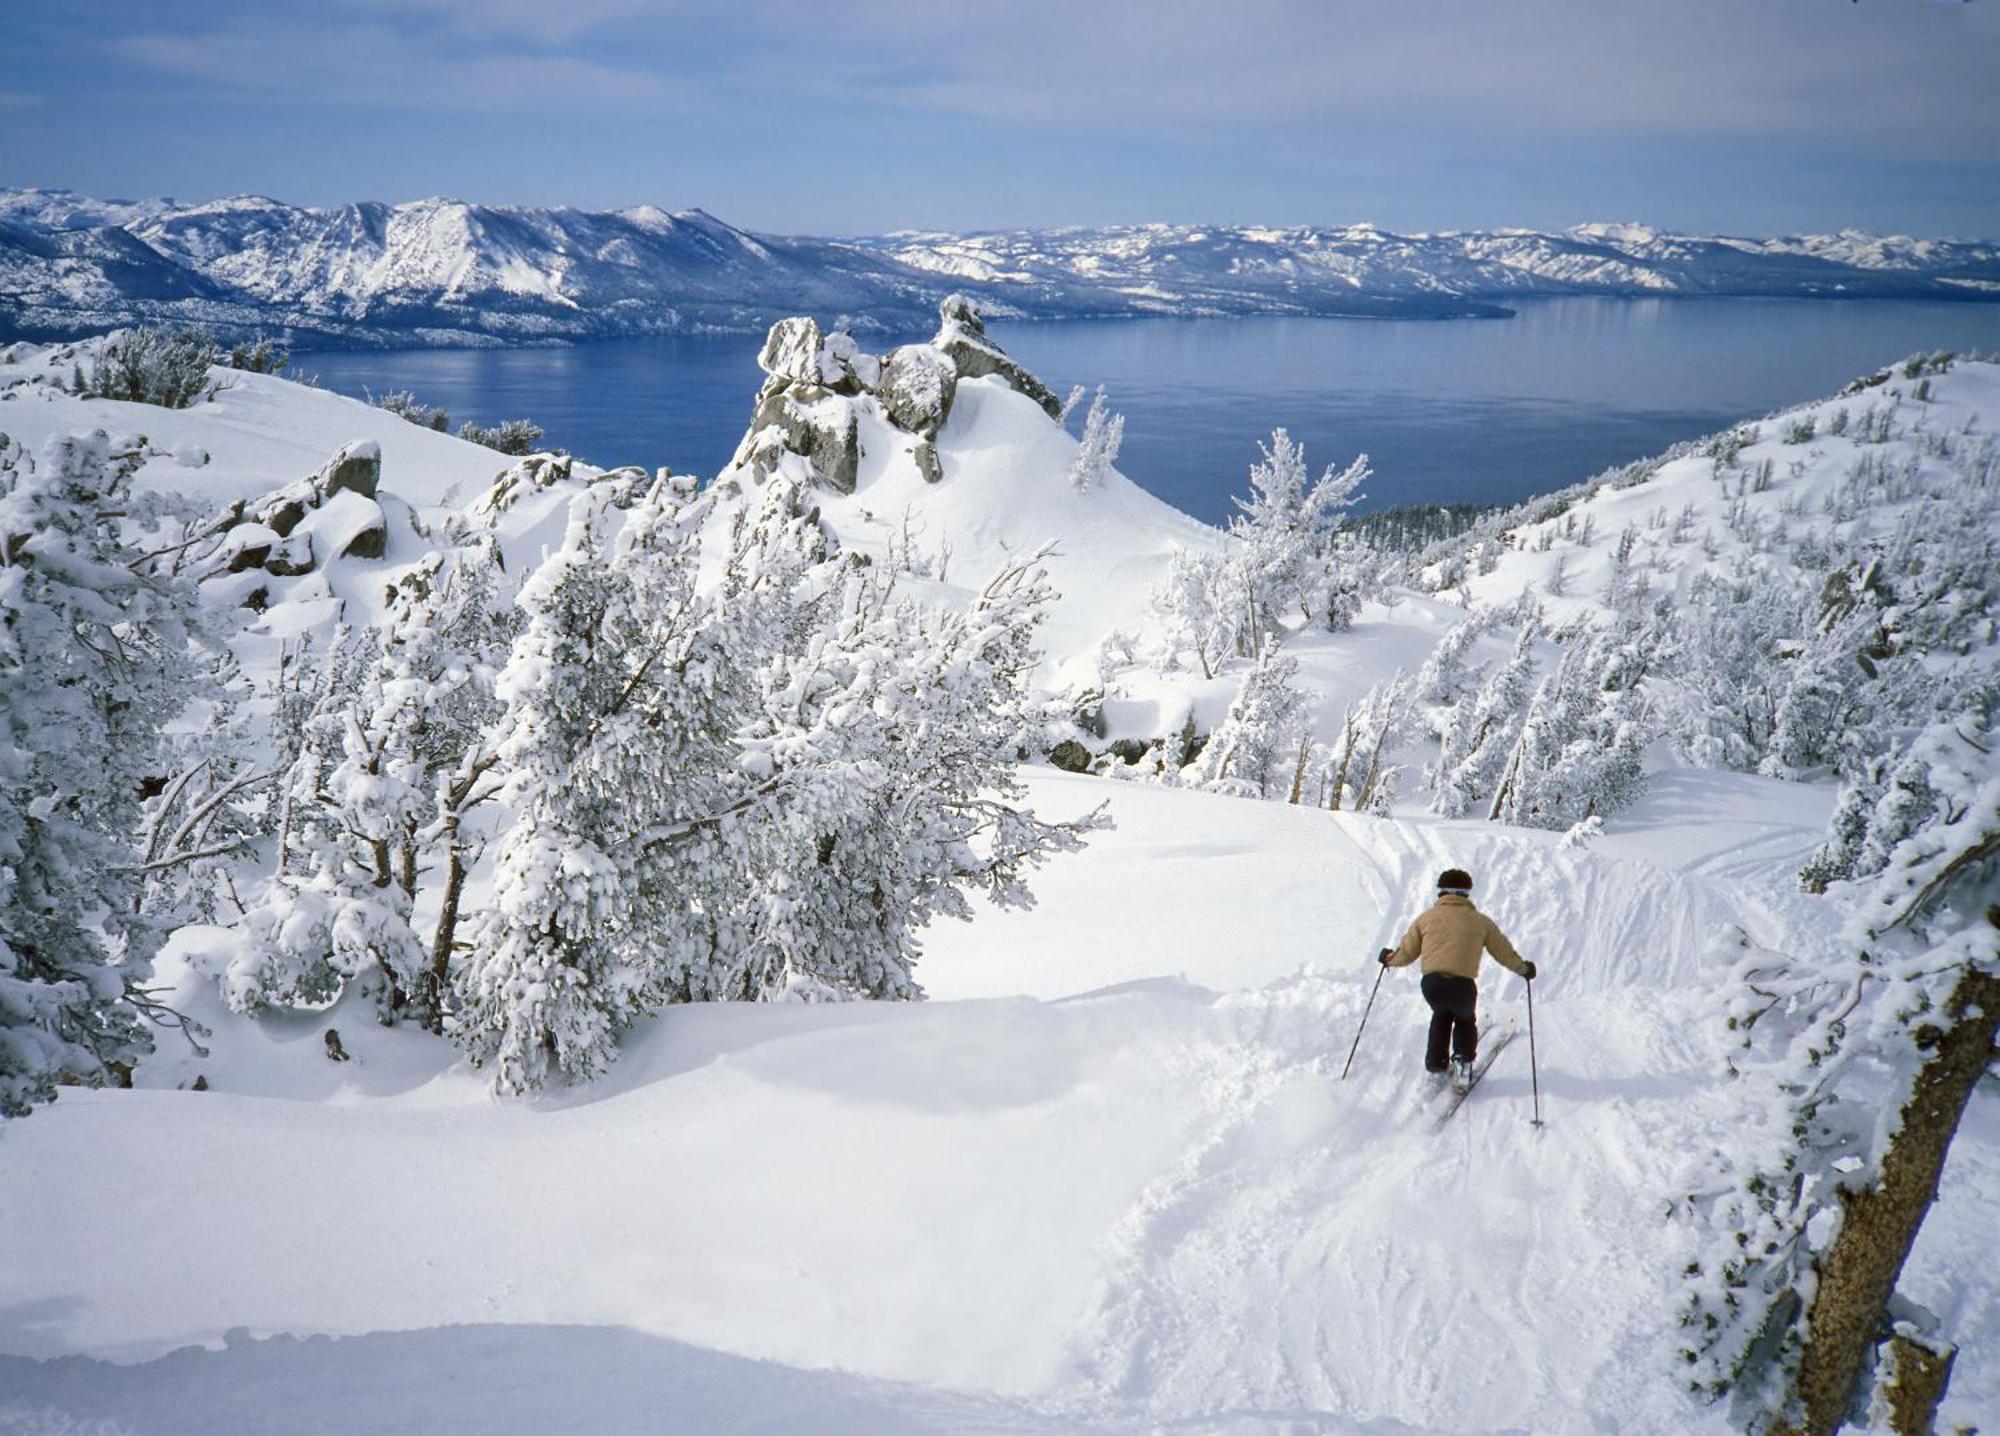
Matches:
[[930, 294, 1063, 420], [736, 384, 863, 495], [200, 437, 391, 596], [470, 452, 576, 524], [726, 295, 1059, 496]]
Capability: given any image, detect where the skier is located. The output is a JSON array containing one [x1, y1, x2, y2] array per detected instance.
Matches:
[[1378, 868, 1535, 1092]]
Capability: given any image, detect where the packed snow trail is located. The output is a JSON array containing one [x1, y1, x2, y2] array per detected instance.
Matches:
[[4, 774, 1995, 1433]]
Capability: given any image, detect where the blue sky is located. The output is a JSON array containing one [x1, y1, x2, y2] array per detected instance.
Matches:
[[3, 0, 1997, 237]]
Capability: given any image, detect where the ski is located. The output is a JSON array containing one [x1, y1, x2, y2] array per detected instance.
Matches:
[[1434, 1020, 1518, 1127]]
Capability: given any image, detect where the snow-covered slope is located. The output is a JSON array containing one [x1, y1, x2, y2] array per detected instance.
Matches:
[[1, 333, 1995, 1434], [4, 187, 1996, 347], [1438, 355, 2000, 626], [4, 769, 1992, 1433]]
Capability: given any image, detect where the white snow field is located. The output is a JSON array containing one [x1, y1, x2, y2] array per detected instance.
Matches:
[[2, 773, 1992, 1433], [2, 336, 1996, 1433]]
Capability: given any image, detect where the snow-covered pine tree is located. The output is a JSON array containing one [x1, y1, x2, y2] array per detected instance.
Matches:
[[1671, 567, 1794, 772], [133, 647, 270, 930], [1067, 386, 1124, 493], [1152, 544, 1241, 680], [1413, 612, 1493, 712], [454, 473, 1102, 1093], [1229, 429, 1368, 639], [1489, 634, 1648, 829], [1760, 611, 1874, 782], [1428, 622, 1538, 819], [1190, 638, 1309, 799], [233, 686, 429, 1017], [395, 543, 523, 1026], [713, 523, 1101, 1000], [0, 433, 202, 1116], [452, 482, 692, 1093], [1680, 716, 1998, 1435], [227, 539, 518, 1026], [1321, 674, 1408, 812]]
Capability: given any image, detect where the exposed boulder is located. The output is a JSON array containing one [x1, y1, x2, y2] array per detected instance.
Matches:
[[879, 344, 956, 439], [734, 319, 870, 494], [1047, 739, 1093, 773], [733, 387, 862, 495], [471, 452, 575, 524], [759, 318, 876, 396], [263, 534, 315, 577], [247, 478, 317, 538], [318, 438, 381, 499], [222, 523, 279, 574], [202, 437, 392, 586], [724, 303, 1067, 497], [911, 438, 943, 485], [931, 294, 1063, 420], [759, 316, 830, 387]]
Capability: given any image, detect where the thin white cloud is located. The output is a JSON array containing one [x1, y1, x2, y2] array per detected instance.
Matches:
[[746, 0, 2000, 153], [336, 0, 687, 47], [114, 16, 683, 113]]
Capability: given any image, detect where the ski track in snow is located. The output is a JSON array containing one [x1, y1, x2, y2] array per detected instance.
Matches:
[[1013, 796, 1765, 1434], [0, 771, 1852, 1436]]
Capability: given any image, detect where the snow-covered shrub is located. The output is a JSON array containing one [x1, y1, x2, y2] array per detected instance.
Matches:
[[1067, 386, 1123, 493], [457, 417, 547, 456], [74, 327, 220, 409], [225, 335, 288, 374], [0, 433, 202, 1116], [376, 389, 449, 431]]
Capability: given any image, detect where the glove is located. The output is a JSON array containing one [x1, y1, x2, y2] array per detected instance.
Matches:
[[1522, 960, 1538, 981], [1378, 948, 1394, 966]]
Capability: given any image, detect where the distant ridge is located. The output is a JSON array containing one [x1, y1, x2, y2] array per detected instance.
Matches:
[[3, 187, 1995, 349]]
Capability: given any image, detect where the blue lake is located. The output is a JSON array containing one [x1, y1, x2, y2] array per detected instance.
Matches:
[[297, 298, 2000, 526]]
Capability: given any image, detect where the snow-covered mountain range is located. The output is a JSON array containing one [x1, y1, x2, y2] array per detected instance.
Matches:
[[4, 187, 1996, 348]]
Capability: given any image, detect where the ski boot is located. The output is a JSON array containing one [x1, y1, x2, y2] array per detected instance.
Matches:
[[1450, 1055, 1473, 1095]]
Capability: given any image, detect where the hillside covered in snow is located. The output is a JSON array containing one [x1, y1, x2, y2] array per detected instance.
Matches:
[[4, 186, 1997, 348], [0, 311, 1995, 1434]]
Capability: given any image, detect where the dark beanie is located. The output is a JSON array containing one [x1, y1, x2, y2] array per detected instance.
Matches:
[[1438, 868, 1473, 894]]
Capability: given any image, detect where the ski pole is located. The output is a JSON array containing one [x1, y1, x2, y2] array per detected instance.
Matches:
[[1341, 959, 1388, 1080], [1526, 972, 1543, 1128]]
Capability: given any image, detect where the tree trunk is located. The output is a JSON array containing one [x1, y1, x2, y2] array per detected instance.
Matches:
[[1286, 736, 1310, 806], [1778, 964, 1998, 1436], [1882, 1332, 1955, 1436]]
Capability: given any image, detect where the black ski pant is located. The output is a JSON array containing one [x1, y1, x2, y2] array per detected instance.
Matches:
[[1420, 973, 1479, 1071]]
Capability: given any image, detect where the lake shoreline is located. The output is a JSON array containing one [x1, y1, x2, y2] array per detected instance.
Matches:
[[289, 299, 2000, 526]]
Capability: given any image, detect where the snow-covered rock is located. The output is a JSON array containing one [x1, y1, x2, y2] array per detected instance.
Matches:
[[716, 297, 1219, 660]]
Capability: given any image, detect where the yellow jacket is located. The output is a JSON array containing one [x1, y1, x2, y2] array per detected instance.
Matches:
[[1384, 894, 1530, 981]]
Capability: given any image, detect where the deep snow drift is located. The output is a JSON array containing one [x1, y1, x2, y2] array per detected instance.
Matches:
[[1, 328, 1995, 1434]]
